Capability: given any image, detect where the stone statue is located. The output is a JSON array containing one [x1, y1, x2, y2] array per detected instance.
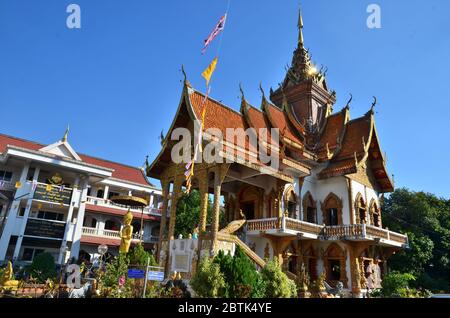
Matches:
[[264, 243, 270, 260], [219, 209, 246, 235], [119, 210, 133, 254], [0, 261, 20, 291], [297, 262, 310, 293], [323, 281, 344, 297]]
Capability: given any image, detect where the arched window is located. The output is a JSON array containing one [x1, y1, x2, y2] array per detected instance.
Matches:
[[355, 194, 367, 224], [302, 192, 317, 224], [323, 243, 348, 288], [368, 199, 382, 227], [284, 186, 297, 219], [322, 193, 343, 226]]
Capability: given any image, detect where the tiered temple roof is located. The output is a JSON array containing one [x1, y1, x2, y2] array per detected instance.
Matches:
[[147, 8, 394, 193]]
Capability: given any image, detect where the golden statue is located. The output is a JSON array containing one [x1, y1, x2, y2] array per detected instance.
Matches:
[[315, 271, 326, 292], [219, 209, 246, 235], [297, 263, 310, 293], [0, 261, 20, 291], [119, 210, 133, 254]]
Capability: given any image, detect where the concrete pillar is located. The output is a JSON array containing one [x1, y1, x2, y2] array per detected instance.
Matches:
[[103, 185, 109, 200], [12, 166, 40, 260], [70, 178, 89, 260], [148, 193, 154, 208], [57, 175, 80, 265], [0, 163, 30, 261]]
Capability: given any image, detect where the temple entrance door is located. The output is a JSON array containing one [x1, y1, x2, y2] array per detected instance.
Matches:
[[241, 201, 255, 220]]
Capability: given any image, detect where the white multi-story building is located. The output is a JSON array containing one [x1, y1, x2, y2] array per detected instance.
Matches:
[[0, 131, 162, 265]]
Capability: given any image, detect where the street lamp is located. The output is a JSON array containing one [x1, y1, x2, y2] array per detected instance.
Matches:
[[98, 244, 108, 270]]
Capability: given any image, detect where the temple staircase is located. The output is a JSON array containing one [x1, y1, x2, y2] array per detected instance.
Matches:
[[217, 232, 266, 269]]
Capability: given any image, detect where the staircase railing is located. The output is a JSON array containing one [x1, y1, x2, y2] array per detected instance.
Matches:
[[217, 232, 266, 269]]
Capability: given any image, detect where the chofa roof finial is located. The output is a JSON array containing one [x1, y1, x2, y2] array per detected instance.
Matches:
[[345, 93, 353, 110], [370, 96, 377, 113], [239, 82, 245, 100], [62, 125, 70, 143], [259, 82, 266, 99]]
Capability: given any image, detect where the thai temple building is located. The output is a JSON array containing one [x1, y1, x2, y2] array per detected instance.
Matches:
[[0, 131, 162, 266], [147, 9, 409, 297]]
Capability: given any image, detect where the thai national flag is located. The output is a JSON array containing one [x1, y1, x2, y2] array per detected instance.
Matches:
[[201, 14, 227, 54]]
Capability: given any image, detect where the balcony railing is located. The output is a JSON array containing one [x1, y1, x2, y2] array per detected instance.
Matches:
[[0, 181, 16, 191], [321, 224, 408, 246], [246, 217, 324, 238], [246, 217, 408, 247], [86, 196, 162, 216], [81, 227, 158, 243]]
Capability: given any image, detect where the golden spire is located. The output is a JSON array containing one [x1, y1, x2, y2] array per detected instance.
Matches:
[[62, 125, 70, 142], [298, 6, 304, 47]]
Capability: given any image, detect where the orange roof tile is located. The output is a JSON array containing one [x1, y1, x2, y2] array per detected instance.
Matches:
[[0, 133, 152, 186]]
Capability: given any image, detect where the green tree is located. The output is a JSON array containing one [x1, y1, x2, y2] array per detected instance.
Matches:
[[127, 243, 157, 267], [261, 259, 297, 298], [379, 271, 416, 298], [28, 252, 57, 283], [175, 190, 225, 238], [214, 247, 266, 298], [383, 188, 450, 292], [190, 256, 225, 298]]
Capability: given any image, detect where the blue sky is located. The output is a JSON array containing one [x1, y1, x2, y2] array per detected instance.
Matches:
[[0, 0, 449, 197]]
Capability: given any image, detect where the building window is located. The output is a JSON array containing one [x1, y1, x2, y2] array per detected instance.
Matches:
[[370, 200, 382, 228], [18, 207, 26, 217], [284, 187, 297, 219], [37, 211, 64, 221], [322, 193, 342, 226], [328, 208, 339, 226], [355, 195, 367, 224], [0, 170, 13, 182], [91, 218, 97, 228], [303, 192, 317, 224], [108, 191, 120, 200], [105, 220, 119, 231], [97, 189, 104, 198], [22, 248, 44, 262]]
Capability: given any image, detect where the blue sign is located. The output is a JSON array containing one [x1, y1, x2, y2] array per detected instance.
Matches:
[[127, 269, 145, 279], [147, 271, 164, 282]]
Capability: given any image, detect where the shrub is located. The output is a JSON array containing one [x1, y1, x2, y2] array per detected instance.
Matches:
[[214, 248, 266, 298], [380, 271, 416, 298], [28, 252, 57, 283], [261, 259, 297, 298], [190, 257, 225, 298], [127, 244, 157, 267], [103, 254, 129, 287]]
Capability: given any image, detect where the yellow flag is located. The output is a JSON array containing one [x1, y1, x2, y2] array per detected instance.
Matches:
[[15, 181, 22, 189], [46, 184, 53, 192], [201, 57, 218, 86]]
